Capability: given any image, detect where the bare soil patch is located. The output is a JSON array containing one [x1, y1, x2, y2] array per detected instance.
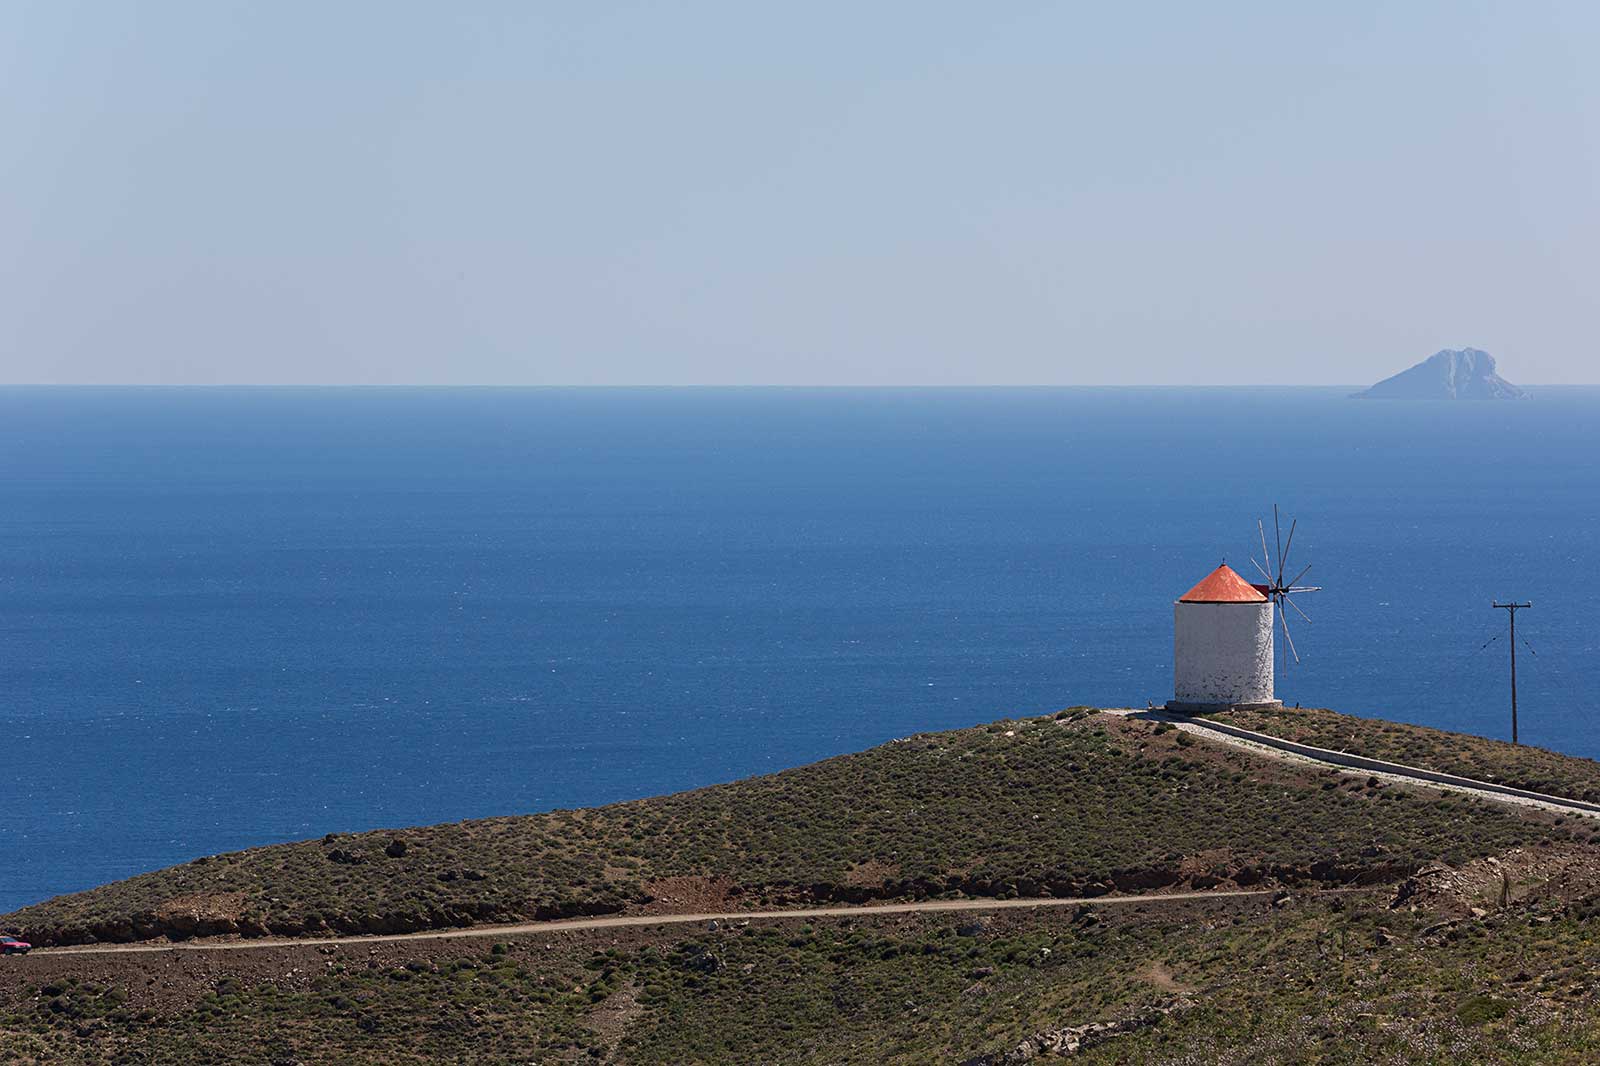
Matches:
[[639, 875, 741, 914], [586, 978, 644, 1053], [1137, 959, 1188, 992], [153, 892, 248, 924], [843, 859, 901, 887], [1390, 840, 1600, 918]]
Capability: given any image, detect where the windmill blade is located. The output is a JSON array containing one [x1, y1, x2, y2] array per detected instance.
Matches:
[[1285, 594, 1313, 624], [1279, 519, 1297, 584], [1249, 556, 1274, 583], [1258, 520, 1273, 583], [1278, 607, 1301, 664], [1286, 585, 1322, 594], [1273, 506, 1284, 585], [1287, 562, 1313, 589]]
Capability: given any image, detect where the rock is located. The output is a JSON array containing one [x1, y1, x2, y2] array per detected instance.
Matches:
[[1354, 348, 1524, 400], [326, 848, 366, 866], [961, 997, 1194, 1065], [1232, 866, 1264, 887], [957, 917, 992, 937], [684, 949, 724, 974], [1111, 867, 1179, 892], [384, 839, 408, 859], [97, 919, 135, 942], [237, 916, 272, 938], [1389, 878, 1422, 909]]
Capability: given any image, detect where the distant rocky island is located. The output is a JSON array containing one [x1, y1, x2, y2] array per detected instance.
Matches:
[[1355, 347, 1525, 399]]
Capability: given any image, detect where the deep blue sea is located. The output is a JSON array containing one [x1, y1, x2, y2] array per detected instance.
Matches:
[[2, 387, 1598, 913]]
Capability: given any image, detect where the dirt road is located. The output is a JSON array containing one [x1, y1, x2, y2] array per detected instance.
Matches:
[[41, 887, 1304, 957]]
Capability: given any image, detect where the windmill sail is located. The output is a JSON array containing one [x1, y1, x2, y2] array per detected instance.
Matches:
[[1254, 506, 1321, 673]]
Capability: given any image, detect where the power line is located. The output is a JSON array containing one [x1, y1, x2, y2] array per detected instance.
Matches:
[[1412, 619, 1502, 708], [1511, 627, 1592, 717]]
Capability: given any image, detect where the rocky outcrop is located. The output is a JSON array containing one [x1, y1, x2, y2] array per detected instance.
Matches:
[[960, 997, 1194, 1064], [1354, 348, 1524, 399]]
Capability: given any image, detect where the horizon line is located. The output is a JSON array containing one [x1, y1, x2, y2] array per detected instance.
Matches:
[[3, 382, 1599, 390]]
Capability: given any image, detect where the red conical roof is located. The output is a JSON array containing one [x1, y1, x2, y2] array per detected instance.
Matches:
[[1179, 564, 1268, 604]]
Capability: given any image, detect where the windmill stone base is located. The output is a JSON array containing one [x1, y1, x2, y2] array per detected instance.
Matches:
[[1164, 699, 1283, 714]]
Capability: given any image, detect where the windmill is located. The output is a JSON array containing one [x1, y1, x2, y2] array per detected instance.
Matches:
[[1248, 505, 1322, 672]]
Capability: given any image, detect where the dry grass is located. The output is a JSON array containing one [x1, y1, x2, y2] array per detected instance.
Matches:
[[9, 891, 1600, 1064], [6, 709, 1588, 947]]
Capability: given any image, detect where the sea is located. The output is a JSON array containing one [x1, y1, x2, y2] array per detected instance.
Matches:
[[2, 386, 1598, 914]]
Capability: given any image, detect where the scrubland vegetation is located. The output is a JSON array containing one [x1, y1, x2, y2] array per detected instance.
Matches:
[[5, 710, 1583, 946], [8, 708, 1600, 1062], [8, 891, 1600, 1064]]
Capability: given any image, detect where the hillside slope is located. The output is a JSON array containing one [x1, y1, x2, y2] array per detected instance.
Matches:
[[8, 708, 1600, 1064], [11, 889, 1600, 1065], [5, 709, 1586, 947]]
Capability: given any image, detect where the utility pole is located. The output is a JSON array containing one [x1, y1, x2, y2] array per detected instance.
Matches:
[[1492, 601, 1532, 744]]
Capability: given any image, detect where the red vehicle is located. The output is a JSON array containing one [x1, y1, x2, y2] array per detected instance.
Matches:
[[1, 936, 30, 955]]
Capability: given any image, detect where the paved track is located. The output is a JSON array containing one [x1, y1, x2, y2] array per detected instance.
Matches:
[[1113, 708, 1600, 821], [42, 888, 1299, 956]]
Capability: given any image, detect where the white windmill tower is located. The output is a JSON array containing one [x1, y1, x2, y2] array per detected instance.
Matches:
[[1167, 507, 1320, 712]]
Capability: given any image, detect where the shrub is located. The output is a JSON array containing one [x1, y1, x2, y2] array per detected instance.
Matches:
[[1456, 995, 1511, 1026]]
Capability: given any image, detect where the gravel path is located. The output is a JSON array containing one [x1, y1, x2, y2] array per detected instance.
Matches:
[[40, 888, 1300, 956], [1109, 708, 1600, 821]]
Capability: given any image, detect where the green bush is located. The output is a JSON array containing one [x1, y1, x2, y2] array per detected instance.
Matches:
[[1456, 994, 1511, 1026]]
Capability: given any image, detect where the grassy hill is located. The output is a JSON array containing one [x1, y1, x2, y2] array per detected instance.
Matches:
[[8, 866, 1600, 1063], [6, 707, 1600, 1064], [4, 709, 1588, 947]]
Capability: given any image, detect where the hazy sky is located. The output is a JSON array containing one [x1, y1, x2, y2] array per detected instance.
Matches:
[[3, 2, 1596, 385]]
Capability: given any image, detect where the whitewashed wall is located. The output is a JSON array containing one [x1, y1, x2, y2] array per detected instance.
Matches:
[[1172, 601, 1275, 707]]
